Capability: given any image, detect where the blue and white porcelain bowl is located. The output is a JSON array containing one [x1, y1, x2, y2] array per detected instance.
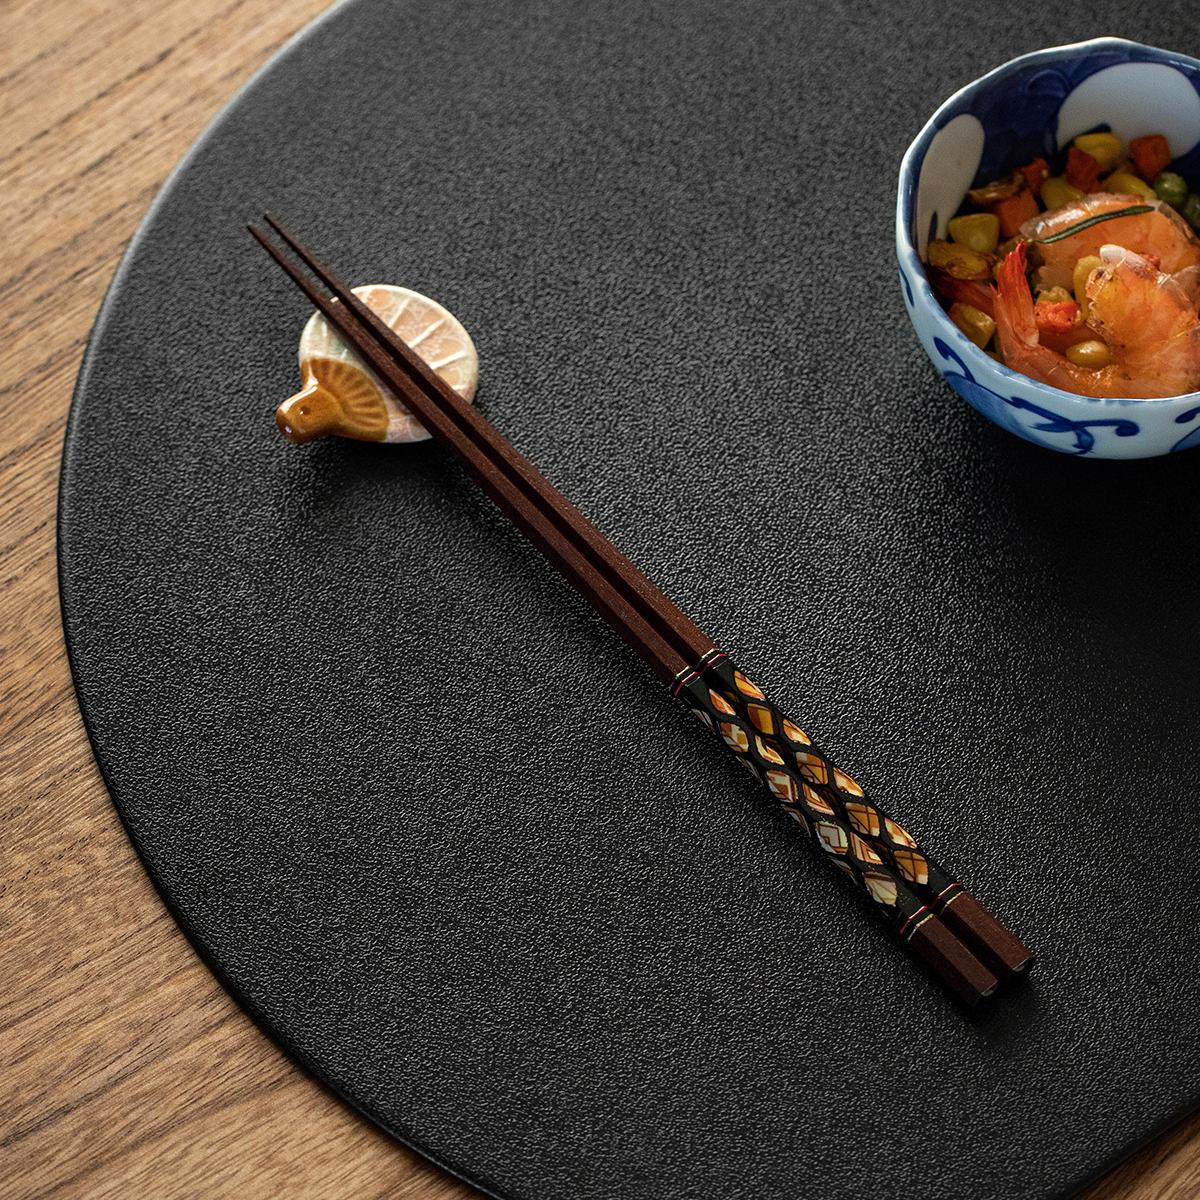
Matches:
[[896, 38, 1200, 458]]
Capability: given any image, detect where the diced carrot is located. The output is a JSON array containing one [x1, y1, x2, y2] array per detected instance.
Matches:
[[1130, 134, 1171, 182], [1034, 299, 1080, 335], [928, 269, 996, 319], [1020, 157, 1050, 192], [1065, 146, 1102, 192], [992, 188, 1039, 238]]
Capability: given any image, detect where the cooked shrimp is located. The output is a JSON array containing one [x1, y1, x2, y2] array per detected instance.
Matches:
[[993, 242, 1200, 398], [1086, 245, 1200, 396], [1022, 193, 1200, 290]]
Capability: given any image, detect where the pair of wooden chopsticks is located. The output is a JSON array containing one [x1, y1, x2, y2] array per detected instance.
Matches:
[[249, 215, 1034, 1005]]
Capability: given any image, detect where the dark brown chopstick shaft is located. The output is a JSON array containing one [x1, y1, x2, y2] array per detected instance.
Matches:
[[249, 224, 688, 684], [262, 214, 714, 671]]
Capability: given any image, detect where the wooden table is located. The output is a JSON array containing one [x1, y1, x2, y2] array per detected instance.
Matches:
[[1, 2, 1196, 1195]]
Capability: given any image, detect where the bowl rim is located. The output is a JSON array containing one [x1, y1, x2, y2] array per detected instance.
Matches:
[[895, 35, 1200, 412]]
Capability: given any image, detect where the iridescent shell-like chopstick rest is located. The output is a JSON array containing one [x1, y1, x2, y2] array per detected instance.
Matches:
[[276, 283, 479, 443]]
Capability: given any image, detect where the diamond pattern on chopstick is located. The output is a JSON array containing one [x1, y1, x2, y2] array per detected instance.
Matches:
[[675, 651, 1031, 983]]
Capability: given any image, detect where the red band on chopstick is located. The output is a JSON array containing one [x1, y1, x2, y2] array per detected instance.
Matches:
[[670, 649, 727, 696], [898, 905, 933, 940]]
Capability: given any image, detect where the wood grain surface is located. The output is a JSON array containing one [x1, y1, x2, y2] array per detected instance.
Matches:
[[0, 2, 1196, 1196]]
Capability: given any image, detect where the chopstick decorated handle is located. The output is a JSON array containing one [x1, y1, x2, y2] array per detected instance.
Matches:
[[675, 651, 1032, 983]]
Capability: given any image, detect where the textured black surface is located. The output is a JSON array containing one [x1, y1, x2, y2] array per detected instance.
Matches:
[[59, 2, 1200, 1197]]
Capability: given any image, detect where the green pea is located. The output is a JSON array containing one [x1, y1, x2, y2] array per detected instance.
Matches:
[[1183, 192, 1200, 233], [1154, 171, 1189, 209]]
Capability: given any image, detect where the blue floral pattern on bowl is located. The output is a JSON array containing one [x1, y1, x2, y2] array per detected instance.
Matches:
[[1173, 405, 1200, 452], [896, 38, 1200, 459], [933, 338, 1139, 455]]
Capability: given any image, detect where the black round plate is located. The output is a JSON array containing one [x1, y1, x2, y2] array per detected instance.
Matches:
[[59, 2, 1200, 1197]]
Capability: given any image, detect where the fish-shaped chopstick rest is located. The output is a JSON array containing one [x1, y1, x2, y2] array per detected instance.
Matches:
[[276, 283, 479, 443]]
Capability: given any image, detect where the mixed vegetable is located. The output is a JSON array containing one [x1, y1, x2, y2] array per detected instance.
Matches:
[[923, 130, 1200, 398]]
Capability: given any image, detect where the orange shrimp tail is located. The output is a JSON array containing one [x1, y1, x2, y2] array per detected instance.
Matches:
[[930, 270, 997, 319], [994, 242, 1036, 353]]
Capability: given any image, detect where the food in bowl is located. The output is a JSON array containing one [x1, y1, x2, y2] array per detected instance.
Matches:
[[923, 130, 1200, 398]]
